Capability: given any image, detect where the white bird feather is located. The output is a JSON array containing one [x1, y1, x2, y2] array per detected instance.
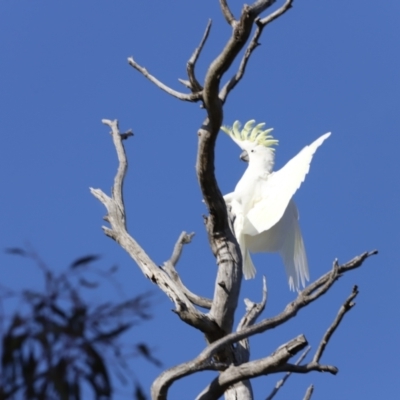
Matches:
[[222, 120, 330, 291]]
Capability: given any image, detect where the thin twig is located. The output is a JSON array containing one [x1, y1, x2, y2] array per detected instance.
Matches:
[[220, 20, 264, 102], [219, 0, 236, 25], [249, 0, 279, 17], [102, 119, 128, 226], [185, 20, 212, 92], [177, 79, 192, 89], [260, 0, 294, 26], [237, 276, 268, 331], [313, 286, 359, 363], [169, 231, 195, 266], [303, 385, 314, 400], [277, 361, 338, 375], [220, 0, 295, 102], [162, 232, 212, 309], [235, 277, 268, 364], [127, 57, 202, 102], [265, 346, 311, 400]]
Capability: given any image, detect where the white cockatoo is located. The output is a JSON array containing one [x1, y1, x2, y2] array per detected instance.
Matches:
[[222, 120, 330, 291]]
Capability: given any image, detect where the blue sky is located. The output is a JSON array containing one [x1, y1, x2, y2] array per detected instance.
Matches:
[[0, 1, 398, 399]]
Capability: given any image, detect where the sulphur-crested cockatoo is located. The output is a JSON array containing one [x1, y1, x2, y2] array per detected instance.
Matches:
[[222, 120, 330, 291]]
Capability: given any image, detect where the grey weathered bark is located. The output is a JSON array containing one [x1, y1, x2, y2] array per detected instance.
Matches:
[[91, 1, 377, 399]]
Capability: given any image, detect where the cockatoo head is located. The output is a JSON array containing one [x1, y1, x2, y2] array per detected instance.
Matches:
[[221, 120, 279, 170]]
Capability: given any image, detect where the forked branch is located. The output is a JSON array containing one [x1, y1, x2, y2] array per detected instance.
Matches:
[[219, 20, 264, 102], [94, 3, 376, 400], [195, 286, 361, 400], [198, 0, 286, 344], [195, 335, 308, 400], [249, 0, 280, 16], [237, 276, 268, 332], [268, 286, 360, 379], [220, 0, 294, 101], [128, 57, 202, 102], [168, 231, 196, 267], [313, 286, 359, 363], [265, 346, 311, 400], [162, 232, 212, 309], [90, 120, 216, 335], [184, 20, 212, 93], [151, 251, 376, 399], [219, 0, 236, 26], [260, 0, 294, 25]]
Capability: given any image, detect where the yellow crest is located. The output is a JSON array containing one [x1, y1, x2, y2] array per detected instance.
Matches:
[[221, 119, 279, 149]]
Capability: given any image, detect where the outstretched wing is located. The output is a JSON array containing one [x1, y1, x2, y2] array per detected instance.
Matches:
[[247, 132, 331, 233]]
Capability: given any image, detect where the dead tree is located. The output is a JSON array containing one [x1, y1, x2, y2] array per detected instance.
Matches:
[[90, 2, 377, 399]]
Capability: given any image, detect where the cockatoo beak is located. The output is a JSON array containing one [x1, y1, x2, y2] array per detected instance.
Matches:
[[240, 150, 249, 162]]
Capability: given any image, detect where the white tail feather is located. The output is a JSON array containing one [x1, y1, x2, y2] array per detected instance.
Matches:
[[279, 209, 309, 291], [243, 250, 256, 279]]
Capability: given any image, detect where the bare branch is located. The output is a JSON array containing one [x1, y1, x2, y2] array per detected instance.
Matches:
[[92, 3, 375, 400], [220, 278, 267, 400], [260, 0, 294, 26], [267, 284, 358, 394], [270, 287, 362, 379], [235, 277, 268, 366], [300, 259, 340, 303], [195, 335, 308, 400], [224, 382, 254, 400], [303, 385, 314, 400], [197, 2, 296, 344], [219, 0, 236, 25], [103, 119, 127, 224], [277, 362, 338, 375], [265, 346, 311, 400], [152, 359, 229, 400], [249, 0, 279, 16], [185, 20, 212, 92], [127, 57, 202, 102], [220, 20, 264, 102], [194, 353, 331, 399], [90, 120, 217, 335], [150, 251, 376, 399], [224, 251, 376, 346], [238, 276, 268, 331], [339, 249, 378, 271], [169, 231, 195, 267], [164, 269, 212, 310], [97, 5, 299, 385], [178, 78, 192, 89], [210, 343, 329, 400], [220, 0, 295, 101], [162, 232, 212, 309], [198, 6, 257, 346], [313, 286, 359, 363], [202, 8, 254, 130]]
